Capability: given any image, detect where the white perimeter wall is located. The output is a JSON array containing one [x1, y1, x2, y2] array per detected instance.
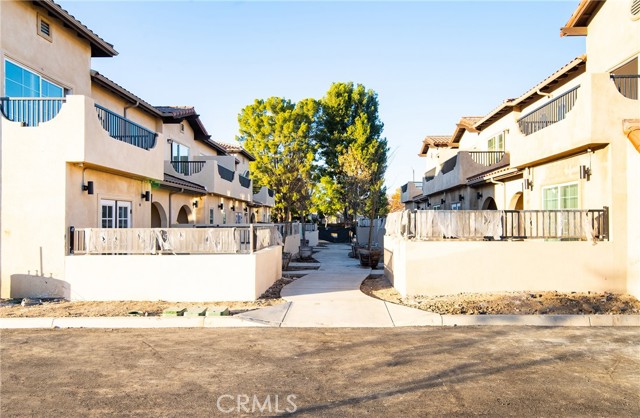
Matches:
[[384, 237, 631, 298], [64, 246, 282, 301]]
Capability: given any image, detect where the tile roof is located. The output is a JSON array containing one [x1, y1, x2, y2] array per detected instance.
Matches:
[[561, 0, 604, 36], [418, 135, 452, 156], [474, 55, 587, 132], [91, 70, 163, 117], [452, 116, 483, 144], [214, 141, 256, 162], [39, 1, 117, 57], [161, 174, 207, 194]]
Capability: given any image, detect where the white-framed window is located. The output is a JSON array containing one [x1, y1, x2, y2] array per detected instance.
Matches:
[[4, 59, 64, 97], [171, 142, 189, 161], [235, 212, 243, 224], [451, 202, 462, 210], [542, 182, 579, 210], [487, 132, 505, 151], [432, 204, 441, 210], [101, 200, 131, 228]]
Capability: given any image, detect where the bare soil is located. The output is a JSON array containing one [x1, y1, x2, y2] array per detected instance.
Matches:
[[0, 276, 300, 318], [361, 275, 640, 315]]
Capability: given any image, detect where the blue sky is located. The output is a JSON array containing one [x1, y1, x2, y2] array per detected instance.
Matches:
[[60, 0, 585, 192]]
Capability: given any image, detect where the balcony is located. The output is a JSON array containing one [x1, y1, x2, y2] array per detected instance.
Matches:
[[517, 86, 579, 136], [421, 151, 509, 197], [0, 95, 164, 180], [508, 73, 640, 168], [0, 97, 66, 127], [610, 75, 639, 100], [400, 181, 423, 203], [253, 186, 276, 207], [95, 104, 157, 150], [164, 156, 253, 202]]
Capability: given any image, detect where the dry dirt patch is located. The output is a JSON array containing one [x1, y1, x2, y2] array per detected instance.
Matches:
[[361, 276, 640, 315], [0, 276, 300, 318]]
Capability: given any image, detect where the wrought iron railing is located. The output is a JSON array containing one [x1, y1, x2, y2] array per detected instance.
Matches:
[[518, 86, 580, 136], [95, 104, 157, 150], [69, 224, 281, 255], [274, 222, 301, 239], [239, 174, 251, 188], [217, 164, 235, 182], [610, 75, 639, 100], [0, 97, 66, 127], [468, 151, 506, 166], [170, 160, 205, 176], [385, 208, 608, 241]]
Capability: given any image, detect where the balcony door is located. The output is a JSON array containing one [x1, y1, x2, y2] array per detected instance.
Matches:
[[171, 142, 190, 175], [101, 200, 131, 228]]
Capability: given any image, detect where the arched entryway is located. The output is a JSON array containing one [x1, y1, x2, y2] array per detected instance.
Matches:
[[176, 205, 192, 224], [509, 192, 524, 210], [151, 202, 167, 228], [482, 197, 498, 210]]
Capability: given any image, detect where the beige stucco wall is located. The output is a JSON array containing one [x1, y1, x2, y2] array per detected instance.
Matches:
[[586, 0, 640, 73], [0, 1, 92, 96], [64, 245, 282, 301], [384, 237, 630, 297]]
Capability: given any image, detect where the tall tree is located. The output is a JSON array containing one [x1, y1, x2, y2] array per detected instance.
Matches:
[[237, 97, 318, 221], [318, 82, 387, 222]]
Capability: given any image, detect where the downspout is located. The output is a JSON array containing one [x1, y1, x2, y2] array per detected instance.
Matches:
[[536, 89, 552, 98], [123, 101, 140, 119]]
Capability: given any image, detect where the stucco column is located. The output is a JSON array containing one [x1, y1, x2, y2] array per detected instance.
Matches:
[[624, 119, 640, 153]]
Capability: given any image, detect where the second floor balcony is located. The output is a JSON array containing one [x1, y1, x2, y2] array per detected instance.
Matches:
[[610, 74, 639, 100], [253, 186, 276, 207], [0, 95, 163, 180], [421, 151, 509, 197], [401, 181, 423, 203], [164, 157, 253, 202]]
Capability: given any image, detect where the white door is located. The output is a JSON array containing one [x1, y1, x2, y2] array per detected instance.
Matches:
[[101, 200, 131, 228]]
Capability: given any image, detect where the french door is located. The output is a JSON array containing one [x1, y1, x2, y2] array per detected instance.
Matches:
[[101, 200, 131, 228]]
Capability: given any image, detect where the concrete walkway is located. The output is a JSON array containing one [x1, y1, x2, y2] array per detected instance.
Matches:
[[239, 242, 441, 327]]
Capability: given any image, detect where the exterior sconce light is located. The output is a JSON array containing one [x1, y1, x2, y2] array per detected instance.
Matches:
[[416, 204, 421, 210], [427, 201, 431, 207], [477, 192, 483, 200], [459, 194, 464, 201], [82, 181, 94, 195], [243, 207, 248, 212], [579, 165, 591, 181], [441, 198, 446, 205], [192, 200, 198, 208], [524, 179, 533, 191], [141, 191, 150, 202], [231, 205, 236, 211], [218, 203, 224, 210]]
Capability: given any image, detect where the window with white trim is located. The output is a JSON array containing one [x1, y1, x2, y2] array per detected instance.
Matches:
[[101, 200, 131, 228], [487, 132, 505, 151], [543, 183, 578, 210], [4, 59, 63, 97], [451, 202, 462, 210]]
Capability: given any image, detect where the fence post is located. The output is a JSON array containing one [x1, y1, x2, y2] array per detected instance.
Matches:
[[69, 226, 75, 255], [250, 224, 255, 253]]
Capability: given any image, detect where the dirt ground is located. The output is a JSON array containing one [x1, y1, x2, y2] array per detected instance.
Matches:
[[361, 276, 640, 315], [1, 327, 638, 417], [0, 277, 298, 318]]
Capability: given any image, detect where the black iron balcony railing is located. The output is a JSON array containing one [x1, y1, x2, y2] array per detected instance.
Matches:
[[0, 97, 66, 127], [468, 151, 505, 166], [502, 208, 608, 241], [95, 104, 157, 150], [239, 174, 251, 188], [217, 164, 235, 182], [610, 74, 639, 100], [518, 86, 580, 136], [171, 160, 205, 176]]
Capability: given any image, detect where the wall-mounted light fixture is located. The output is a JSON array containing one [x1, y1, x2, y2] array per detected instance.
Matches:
[[441, 198, 445, 205], [476, 192, 483, 200], [82, 181, 94, 195], [524, 179, 533, 191], [141, 191, 150, 202], [458, 194, 464, 201], [231, 205, 236, 212], [218, 203, 224, 210], [579, 165, 591, 181], [243, 207, 248, 212], [192, 200, 198, 208], [416, 204, 421, 210]]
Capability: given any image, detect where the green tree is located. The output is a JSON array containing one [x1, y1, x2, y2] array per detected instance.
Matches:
[[310, 175, 342, 221], [237, 97, 318, 221], [318, 82, 387, 222]]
